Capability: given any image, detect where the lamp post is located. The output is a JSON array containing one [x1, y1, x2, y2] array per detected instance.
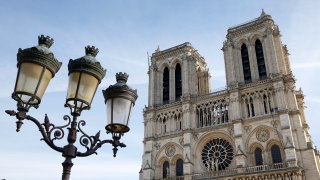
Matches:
[[5, 35, 138, 180]]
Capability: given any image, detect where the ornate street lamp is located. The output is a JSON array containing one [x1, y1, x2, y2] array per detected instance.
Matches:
[[103, 72, 138, 155], [5, 35, 138, 180]]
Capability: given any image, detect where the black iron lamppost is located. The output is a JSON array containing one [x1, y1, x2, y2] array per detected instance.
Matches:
[[5, 35, 138, 180]]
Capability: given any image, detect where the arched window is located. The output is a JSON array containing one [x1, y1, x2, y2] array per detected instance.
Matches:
[[263, 95, 268, 114], [176, 159, 183, 176], [271, 145, 282, 163], [254, 148, 263, 166], [255, 39, 267, 80], [224, 105, 229, 122], [163, 67, 169, 103], [250, 97, 255, 117], [163, 161, 170, 178], [241, 44, 252, 83], [175, 63, 182, 99], [163, 117, 167, 134], [246, 99, 250, 118]]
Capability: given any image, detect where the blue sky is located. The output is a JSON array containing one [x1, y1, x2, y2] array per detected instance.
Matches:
[[0, 1, 320, 179]]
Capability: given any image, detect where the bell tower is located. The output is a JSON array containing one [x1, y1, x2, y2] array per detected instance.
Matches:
[[222, 10, 292, 87], [147, 42, 210, 107]]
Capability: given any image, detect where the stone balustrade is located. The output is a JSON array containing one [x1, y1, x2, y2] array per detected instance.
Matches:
[[157, 162, 300, 180]]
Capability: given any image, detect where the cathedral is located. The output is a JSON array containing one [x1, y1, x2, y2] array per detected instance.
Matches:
[[140, 11, 320, 180]]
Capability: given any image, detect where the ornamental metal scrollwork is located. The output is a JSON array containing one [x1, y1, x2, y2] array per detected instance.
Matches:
[[256, 128, 270, 142], [165, 145, 176, 157], [201, 138, 234, 171]]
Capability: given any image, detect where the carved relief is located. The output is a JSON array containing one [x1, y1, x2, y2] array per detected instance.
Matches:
[[165, 144, 176, 157], [271, 119, 279, 128], [154, 142, 161, 150], [192, 131, 199, 140], [256, 128, 270, 142], [227, 124, 234, 136], [179, 137, 184, 146], [244, 125, 252, 133]]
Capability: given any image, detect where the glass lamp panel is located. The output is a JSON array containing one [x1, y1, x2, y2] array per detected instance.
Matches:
[[15, 63, 47, 104], [66, 72, 98, 111], [77, 72, 99, 104], [66, 72, 80, 100], [106, 97, 132, 126], [35, 68, 52, 99]]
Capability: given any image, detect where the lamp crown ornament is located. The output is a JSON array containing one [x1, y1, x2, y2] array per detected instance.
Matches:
[[116, 72, 129, 83], [85, 45, 99, 57], [38, 35, 54, 48]]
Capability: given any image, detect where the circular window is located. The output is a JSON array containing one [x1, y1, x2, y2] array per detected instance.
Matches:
[[201, 138, 234, 171]]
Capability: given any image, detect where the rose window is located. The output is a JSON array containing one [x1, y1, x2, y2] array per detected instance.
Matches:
[[201, 138, 234, 171]]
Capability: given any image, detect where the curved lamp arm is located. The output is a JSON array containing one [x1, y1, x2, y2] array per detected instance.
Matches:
[[76, 120, 126, 157], [5, 110, 69, 153]]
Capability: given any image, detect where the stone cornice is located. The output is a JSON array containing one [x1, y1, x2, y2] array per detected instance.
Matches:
[[151, 42, 206, 64], [143, 123, 232, 142], [227, 14, 274, 38], [238, 78, 271, 90], [191, 89, 228, 102], [241, 113, 274, 124]]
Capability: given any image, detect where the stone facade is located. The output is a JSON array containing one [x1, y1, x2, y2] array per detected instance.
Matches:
[[140, 11, 320, 180]]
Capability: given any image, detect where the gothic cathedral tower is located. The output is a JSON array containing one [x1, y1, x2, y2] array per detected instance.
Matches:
[[140, 11, 320, 180]]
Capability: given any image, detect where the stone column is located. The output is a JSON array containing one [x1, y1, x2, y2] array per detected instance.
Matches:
[[248, 44, 259, 81], [261, 38, 271, 77], [234, 120, 246, 167], [142, 140, 155, 180], [182, 101, 195, 180], [182, 55, 190, 96], [183, 132, 193, 180], [155, 70, 162, 105], [234, 48, 244, 83], [272, 29, 286, 74], [273, 81, 297, 162], [147, 67, 153, 106], [170, 67, 175, 102], [229, 92, 241, 121], [144, 112, 155, 138], [223, 42, 235, 86], [264, 28, 280, 75]]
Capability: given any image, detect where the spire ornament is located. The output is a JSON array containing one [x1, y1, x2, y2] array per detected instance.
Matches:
[[260, 9, 267, 17], [155, 45, 160, 52]]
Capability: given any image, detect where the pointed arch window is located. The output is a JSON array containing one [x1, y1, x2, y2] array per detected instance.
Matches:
[[163, 67, 169, 103], [254, 148, 263, 166], [162, 117, 167, 134], [175, 63, 182, 100], [246, 99, 250, 118], [163, 161, 170, 178], [176, 159, 183, 176], [271, 145, 282, 163], [255, 40, 267, 80], [250, 97, 255, 117], [241, 44, 252, 83], [263, 94, 270, 114]]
